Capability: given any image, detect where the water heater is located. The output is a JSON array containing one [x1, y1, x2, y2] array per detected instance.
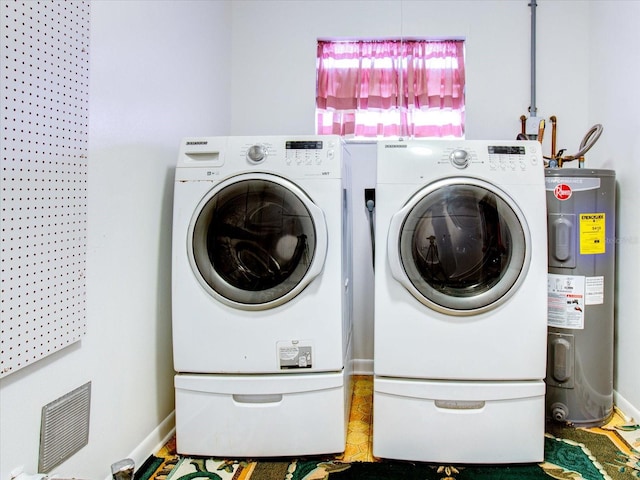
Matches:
[[545, 168, 616, 426]]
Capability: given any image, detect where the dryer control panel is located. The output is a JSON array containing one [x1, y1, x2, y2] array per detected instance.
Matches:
[[439, 144, 540, 172], [487, 144, 540, 172], [377, 140, 544, 185]]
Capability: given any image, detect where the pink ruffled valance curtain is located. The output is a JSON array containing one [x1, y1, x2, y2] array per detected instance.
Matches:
[[316, 39, 465, 138]]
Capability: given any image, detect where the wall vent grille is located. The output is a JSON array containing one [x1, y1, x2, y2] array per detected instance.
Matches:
[[39, 381, 91, 472]]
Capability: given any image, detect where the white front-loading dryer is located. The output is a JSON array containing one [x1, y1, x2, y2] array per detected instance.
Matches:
[[171, 136, 353, 457], [373, 140, 548, 463]]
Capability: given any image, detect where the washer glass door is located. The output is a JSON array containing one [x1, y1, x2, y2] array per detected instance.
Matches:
[[390, 178, 530, 314], [189, 173, 327, 310]]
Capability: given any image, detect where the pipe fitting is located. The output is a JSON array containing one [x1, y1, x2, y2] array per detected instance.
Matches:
[[550, 403, 569, 423]]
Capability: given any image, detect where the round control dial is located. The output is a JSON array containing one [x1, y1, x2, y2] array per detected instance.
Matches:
[[247, 144, 268, 163], [450, 149, 470, 168]]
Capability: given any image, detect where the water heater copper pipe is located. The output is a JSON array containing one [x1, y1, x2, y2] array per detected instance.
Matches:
[[550, 115, 557, 157]]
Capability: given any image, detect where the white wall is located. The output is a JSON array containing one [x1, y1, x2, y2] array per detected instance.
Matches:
[[0, 1, 231, 478], [587, 1, 640, 420], [346, 143, 378, 369]]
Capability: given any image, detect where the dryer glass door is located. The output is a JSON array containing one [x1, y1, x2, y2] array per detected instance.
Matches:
[[188, 173, 327, 310], [391, 178, 530, 314]]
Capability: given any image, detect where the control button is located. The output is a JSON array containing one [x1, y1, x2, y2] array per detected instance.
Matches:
[[247, 144, 267, 163], [450, 149, 470, 168]]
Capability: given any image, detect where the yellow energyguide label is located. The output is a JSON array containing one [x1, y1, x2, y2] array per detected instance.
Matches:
[[579, 213, 606, 254]]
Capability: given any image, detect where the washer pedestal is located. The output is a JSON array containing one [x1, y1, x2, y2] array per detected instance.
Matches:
[[175, 371, 352, 457]]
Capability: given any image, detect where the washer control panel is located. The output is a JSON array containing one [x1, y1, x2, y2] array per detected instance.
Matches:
[[243, 139, 337, 167], [284, 140, 334, 166], [177, 136, 343, 180]]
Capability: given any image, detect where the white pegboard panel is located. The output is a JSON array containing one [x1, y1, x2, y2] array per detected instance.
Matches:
[[1, 0, 89, 377]]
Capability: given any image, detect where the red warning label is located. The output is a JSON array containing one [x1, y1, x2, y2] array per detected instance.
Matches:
[[554, 183, 572, 200]]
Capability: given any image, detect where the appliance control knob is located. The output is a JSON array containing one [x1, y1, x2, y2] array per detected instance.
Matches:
[[247, 144, 267, 163], [450, 149, 470, 168]]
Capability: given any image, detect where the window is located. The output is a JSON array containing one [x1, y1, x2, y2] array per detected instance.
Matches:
[[316, 39, 465, 139]]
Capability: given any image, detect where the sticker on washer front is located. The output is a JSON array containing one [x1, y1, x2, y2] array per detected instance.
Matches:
[[277, 340, 313, 369], [579, 213, 606, 254], [548, 274, 585, 329]]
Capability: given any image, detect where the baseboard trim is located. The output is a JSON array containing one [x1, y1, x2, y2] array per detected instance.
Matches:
[[352, 358, 373, 376], [614, 390, 640, 422], [104, 412, 175, 480]]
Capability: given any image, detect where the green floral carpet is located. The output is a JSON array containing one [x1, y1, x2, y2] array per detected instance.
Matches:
[[137, 423, 639, 480], [135, 379, 639, 480]]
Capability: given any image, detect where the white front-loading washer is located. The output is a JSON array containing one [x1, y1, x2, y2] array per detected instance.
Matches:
[[373, 140, 547, 463], [171, 136, 353, 457]]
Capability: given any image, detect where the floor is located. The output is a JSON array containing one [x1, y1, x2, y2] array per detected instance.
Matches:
[[338, 375, 375, 462]]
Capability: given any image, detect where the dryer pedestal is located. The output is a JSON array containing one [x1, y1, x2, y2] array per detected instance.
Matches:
[[175, 370, 353, 457], [373, 377, 546, 464]]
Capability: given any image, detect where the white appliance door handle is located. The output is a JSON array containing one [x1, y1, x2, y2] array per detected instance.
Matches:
[[387, 206, 412, 286], [303, 202, 328, 282]]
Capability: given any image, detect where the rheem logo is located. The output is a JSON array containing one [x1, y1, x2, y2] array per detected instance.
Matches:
[[554, 183, 572, 201]]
